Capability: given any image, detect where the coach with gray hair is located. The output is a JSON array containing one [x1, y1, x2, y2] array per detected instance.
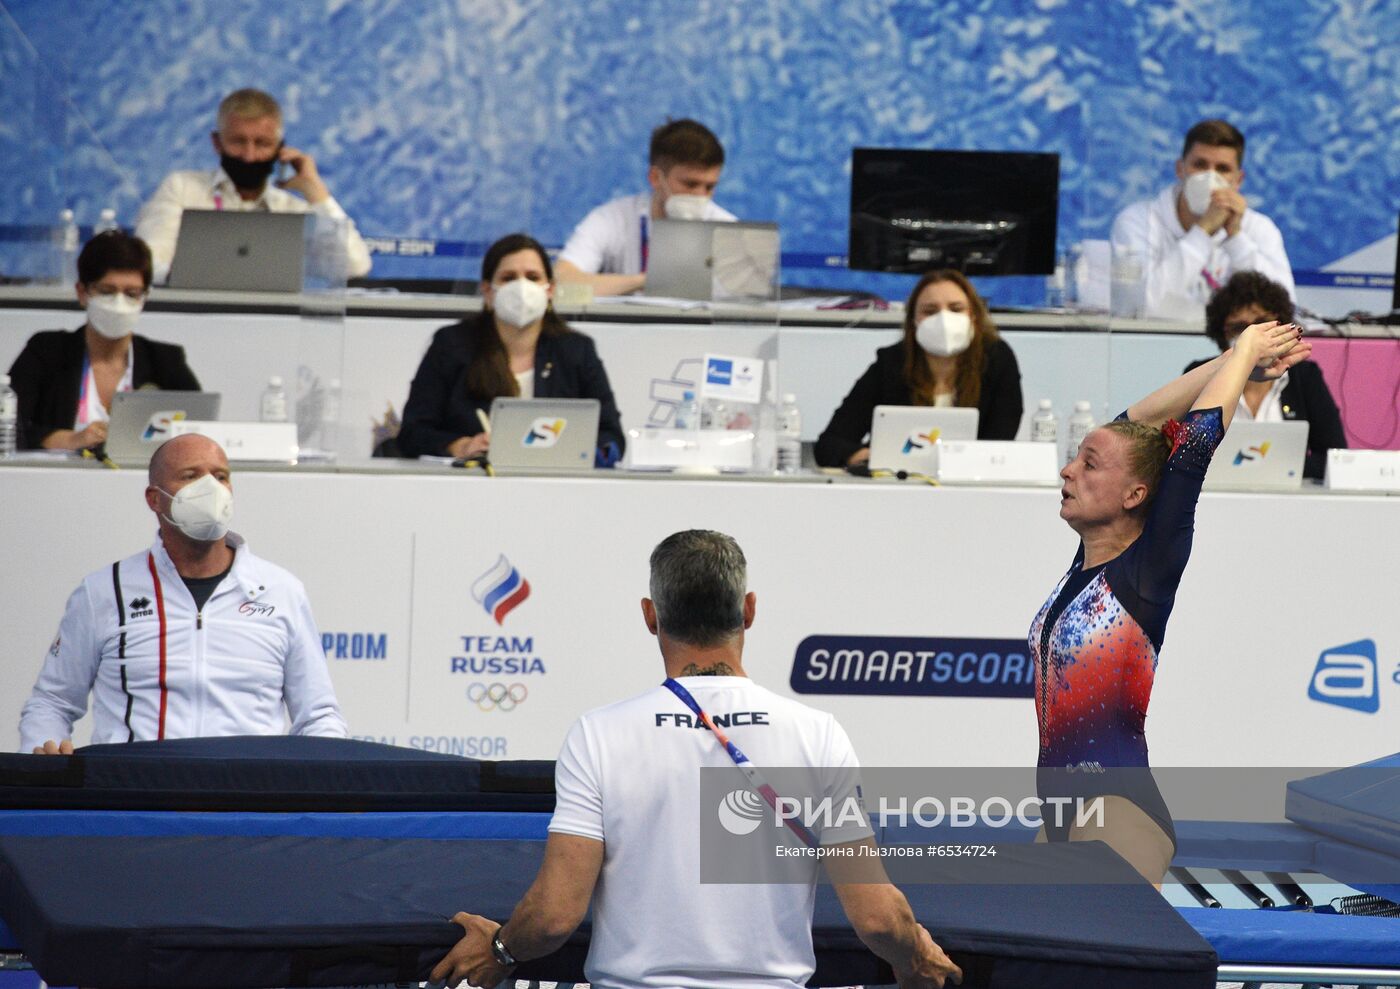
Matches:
[[431, 529, 960, 989]]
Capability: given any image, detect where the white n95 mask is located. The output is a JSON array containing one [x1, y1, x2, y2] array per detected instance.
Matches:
[[86, 293, 143, 340], [1182, 171, 1229, 216], [915, 310, 973, 357], [159, 474, 233, 542], [492, 278, 548, 329], [663, 194, 710, 221]]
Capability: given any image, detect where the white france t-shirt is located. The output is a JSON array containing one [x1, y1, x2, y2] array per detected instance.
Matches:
[[549, 675, 869, 989]]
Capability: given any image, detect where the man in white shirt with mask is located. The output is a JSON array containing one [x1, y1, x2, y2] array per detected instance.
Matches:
[[135, 88, 372, 284], [429, 530, 960, 989], [1110, 118, 1293, 321], [20, 434, 348, 753], [556, 119, 737, 296]]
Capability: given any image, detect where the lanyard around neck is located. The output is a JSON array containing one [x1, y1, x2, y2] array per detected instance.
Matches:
[[662, 677, 817, 847]]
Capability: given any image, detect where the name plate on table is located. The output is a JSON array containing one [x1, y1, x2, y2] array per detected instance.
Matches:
[[936, 441, 1059, 486], [168, 420, 299, 463], [1326, 449, 1400, 492], [625, 427, 755, 469]]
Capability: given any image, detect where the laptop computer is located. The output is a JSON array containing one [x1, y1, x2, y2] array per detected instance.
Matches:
[[105, 390, 222, 465], [645, 219, 780, 302], [168, 210, 307, 292], [487, 398, 600, 472], [868, 405, 980, 472], [1204, 420, 1309, 491]]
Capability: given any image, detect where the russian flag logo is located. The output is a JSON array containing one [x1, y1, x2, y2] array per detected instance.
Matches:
[[471, 554, 531, 625]]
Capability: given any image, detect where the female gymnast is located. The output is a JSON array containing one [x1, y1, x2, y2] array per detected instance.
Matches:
[[1030, 319, 1309, 882]]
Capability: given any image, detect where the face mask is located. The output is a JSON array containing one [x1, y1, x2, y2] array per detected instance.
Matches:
[[915, 310, 973, 357], [159, 474, 233, 542], [219, 147, 280, 191], [86, 293, 143, 339], [491, 278, 549, 329], [663, 194, 710, 221], [1182, 170, 1228, 216]]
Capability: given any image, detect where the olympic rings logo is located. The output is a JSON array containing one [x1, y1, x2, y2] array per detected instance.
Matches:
[[467, 682, 529, 712]]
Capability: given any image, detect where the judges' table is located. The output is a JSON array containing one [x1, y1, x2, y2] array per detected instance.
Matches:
[[1, 461, 1397, 769], [7, 285, 1394, 460]]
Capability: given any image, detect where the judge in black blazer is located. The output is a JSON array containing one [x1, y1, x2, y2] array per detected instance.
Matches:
[[397, 234, 624, 463], [1187, 271, 1345, 479], [815, 268, 1024, 468], [8, 231, 199, 450]]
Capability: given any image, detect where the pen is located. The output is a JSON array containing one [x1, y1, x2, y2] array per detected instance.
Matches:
[[475, 409, 491, 436]]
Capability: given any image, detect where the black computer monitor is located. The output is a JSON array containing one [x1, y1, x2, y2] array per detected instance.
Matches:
[[849, 148, 1060, 276]]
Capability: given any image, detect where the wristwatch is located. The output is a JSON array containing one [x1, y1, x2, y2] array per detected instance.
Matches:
[[490, 930, 518, 968]]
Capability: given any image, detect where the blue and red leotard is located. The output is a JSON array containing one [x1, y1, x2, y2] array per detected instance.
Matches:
[[1028, 407, 1225, 842]]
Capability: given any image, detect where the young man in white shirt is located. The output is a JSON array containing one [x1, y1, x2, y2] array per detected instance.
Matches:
[[1110, 118, 1293, 321], [430, 530, 960, 989], [20, 434, 348, 752], [135, 88, 372, 284], [555, 119, 737, 296]]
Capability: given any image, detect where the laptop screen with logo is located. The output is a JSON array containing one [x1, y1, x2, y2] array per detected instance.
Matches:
[[169, 210, 307, 292], [105, 391, 222, 465], [1203, 420, 1309, 491], [868, 406, 980, 472], [487, 398, 600, 471]]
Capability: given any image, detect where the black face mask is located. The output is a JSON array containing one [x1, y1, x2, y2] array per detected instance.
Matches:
[[219, 144, 280, 192]]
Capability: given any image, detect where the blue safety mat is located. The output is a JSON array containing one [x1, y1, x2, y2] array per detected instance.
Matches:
[[1312, 837, 1400, 902], [0, 736, 555, 811], [0, 834, 1215, 989], [1171, 820, 1321, 873], [0, 809, 551, 839], [1286, 753, 1400, 860], [1181, 906, 1400, 967]]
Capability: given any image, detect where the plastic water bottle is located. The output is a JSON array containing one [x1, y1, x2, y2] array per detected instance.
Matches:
[[776, 393, 802, 475], [701, 398, 728, 430], [1045, 252, 1067, 309], [94, 208, 119, 235], [1065, 243, 1085, 308], [1030, 399, 1058, 445], [260, 375, 288, 423], [1066, 400, 1096, 465], [752, 400, 777, 472], [319, 378, 341, 452], [56, 208, 80, 284], [0, 374, 18, 458], [675, 390, 701, 431], [1110, 247, 1145, 319]]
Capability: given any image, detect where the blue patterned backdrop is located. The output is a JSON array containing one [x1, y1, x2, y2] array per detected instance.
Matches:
[[2, 0, 1397, 295]]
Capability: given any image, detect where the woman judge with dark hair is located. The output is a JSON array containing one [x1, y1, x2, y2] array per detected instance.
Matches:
[[8, 231, 199, 450], [815, 269, 1023, 468], [397, 234, 625, 463], [1187, 270, 1345, 479]]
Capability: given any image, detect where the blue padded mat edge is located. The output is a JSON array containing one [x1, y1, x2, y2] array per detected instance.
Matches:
[[1285, 753, 1400, 861], [1181, 906, 1400, 967], [0, 833, 1216, 989]]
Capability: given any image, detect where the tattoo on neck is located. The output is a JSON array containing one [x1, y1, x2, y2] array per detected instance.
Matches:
[[679, 662, 734, 677]]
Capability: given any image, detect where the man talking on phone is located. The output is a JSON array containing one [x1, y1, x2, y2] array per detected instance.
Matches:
[[136, 88, 371, 284]]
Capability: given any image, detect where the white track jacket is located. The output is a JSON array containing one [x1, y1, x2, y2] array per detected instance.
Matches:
[[19, 532, 347, 751]]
